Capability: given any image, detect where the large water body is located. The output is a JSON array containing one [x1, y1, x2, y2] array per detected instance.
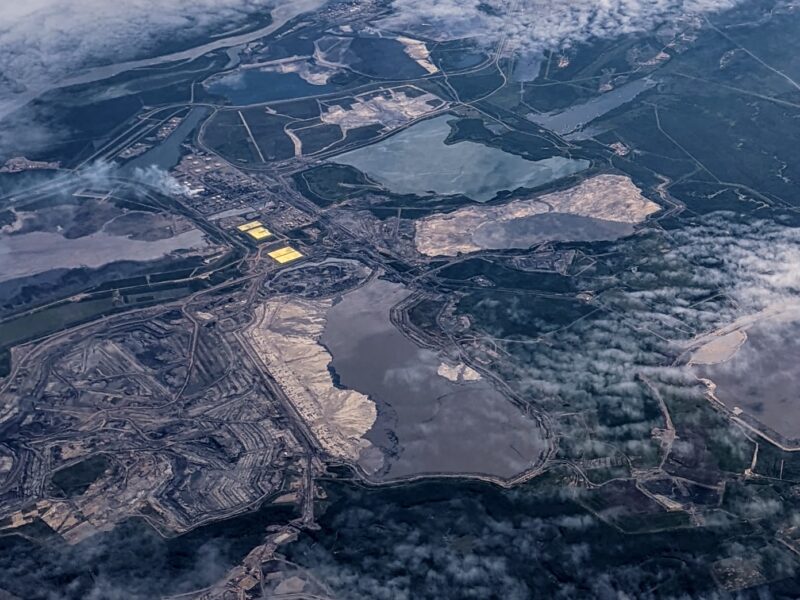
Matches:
[[120, 107, 210, 174], [0, 229, 208, 284], [0, 0, 326, 121], [205, 70, 335, 105], [695, 319, 800, 442], [322, 278, 548, 481], [529, 77, 656, 135], [330, 115, 589, 202]]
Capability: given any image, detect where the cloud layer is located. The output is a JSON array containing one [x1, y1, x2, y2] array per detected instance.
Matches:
[[382, 0, 742, 53], [0, 0, 745, 99], [470, 212, 800, 466], [0, 0, 309, 94]]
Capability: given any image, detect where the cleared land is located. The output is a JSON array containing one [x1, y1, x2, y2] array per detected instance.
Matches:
[[330, 115, 588, 202], [248, 297, 378, 467], [414, 174, 660, 256], [437, 362, 482, 382], [396, 36, 438, 74], [689, 330, 748, 366], [320, 88, 443, 133]]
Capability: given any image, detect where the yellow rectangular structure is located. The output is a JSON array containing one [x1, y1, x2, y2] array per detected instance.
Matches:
[[246, 226, 273, 241], [268, 246, 304, 264], [237, 220, 263, 232]]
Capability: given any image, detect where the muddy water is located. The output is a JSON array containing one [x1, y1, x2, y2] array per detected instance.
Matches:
[[695, 319, 800, 441], [330, 115, 588, 202], [121, 107, 210, 174], [472, 212, 636, 249], [0, 1, 327, 120], [321, 278, 547, 481], [529, 77, 656, 135], [0, 229, 208, 283]]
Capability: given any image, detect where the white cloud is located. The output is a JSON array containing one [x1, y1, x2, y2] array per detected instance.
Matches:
[[0, 1, 257, 86], [470, 213, 800, 459], [381, 0, 742, 54], [0, 0, 327, 151], [0, 0, 745, 102], [0, 0, 325, 101]]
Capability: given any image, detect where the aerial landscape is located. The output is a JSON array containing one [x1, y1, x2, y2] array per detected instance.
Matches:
[[1, 0, 800, 597]]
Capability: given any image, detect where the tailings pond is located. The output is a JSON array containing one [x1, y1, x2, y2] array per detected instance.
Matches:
[[529, 77, 656, 135], [321, 278, 548, 481], [120, 107, 210, 173], [472, 213, 636, 249], [204, 69, 335, 105], [329, 115, 588, 202], [695, 318, 800, 443]]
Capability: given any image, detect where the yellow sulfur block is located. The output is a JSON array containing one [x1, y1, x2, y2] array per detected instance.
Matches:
[[268, 246, 303, 264], [247, 226, 273, 240], [237, 221, 263, 232]]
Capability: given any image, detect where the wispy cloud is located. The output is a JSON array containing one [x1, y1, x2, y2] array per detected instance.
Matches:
[[0, 0, 272, 92], [481, 213, 800, 463], [0, 0, 744, 101], [0, 0, 327, 157], [381, 0, 742, 53]]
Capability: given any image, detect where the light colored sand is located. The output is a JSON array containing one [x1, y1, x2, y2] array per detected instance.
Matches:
[[248, 298, 378, 466], [321, 89, 442, 133], [396, 36, 439, 74], [415, 174, 660, 256], [689, 330, 748, 365], [437, 362, 482, 382]]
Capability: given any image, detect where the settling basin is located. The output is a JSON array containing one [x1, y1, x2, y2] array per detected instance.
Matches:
[[321, 278, 548, 481]]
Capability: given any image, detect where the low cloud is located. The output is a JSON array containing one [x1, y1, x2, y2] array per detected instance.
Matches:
[[286, 485, 746, 600], [382, 0, 742, 54], [466, 213, 800, 466], [0, 0, 744, 104], [0, 0, 273, 92], [0, 0, 329, 157], [0, 519, 235, 599]]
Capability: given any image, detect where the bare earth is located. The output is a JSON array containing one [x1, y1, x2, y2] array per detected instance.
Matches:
[[247, 297, 379, 467], [415, 174, 661, 256], [321, 88, 442, 133], [689, 330, 748, 365], [396, 36, 439, 74], [437, 362, 482, 382]]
